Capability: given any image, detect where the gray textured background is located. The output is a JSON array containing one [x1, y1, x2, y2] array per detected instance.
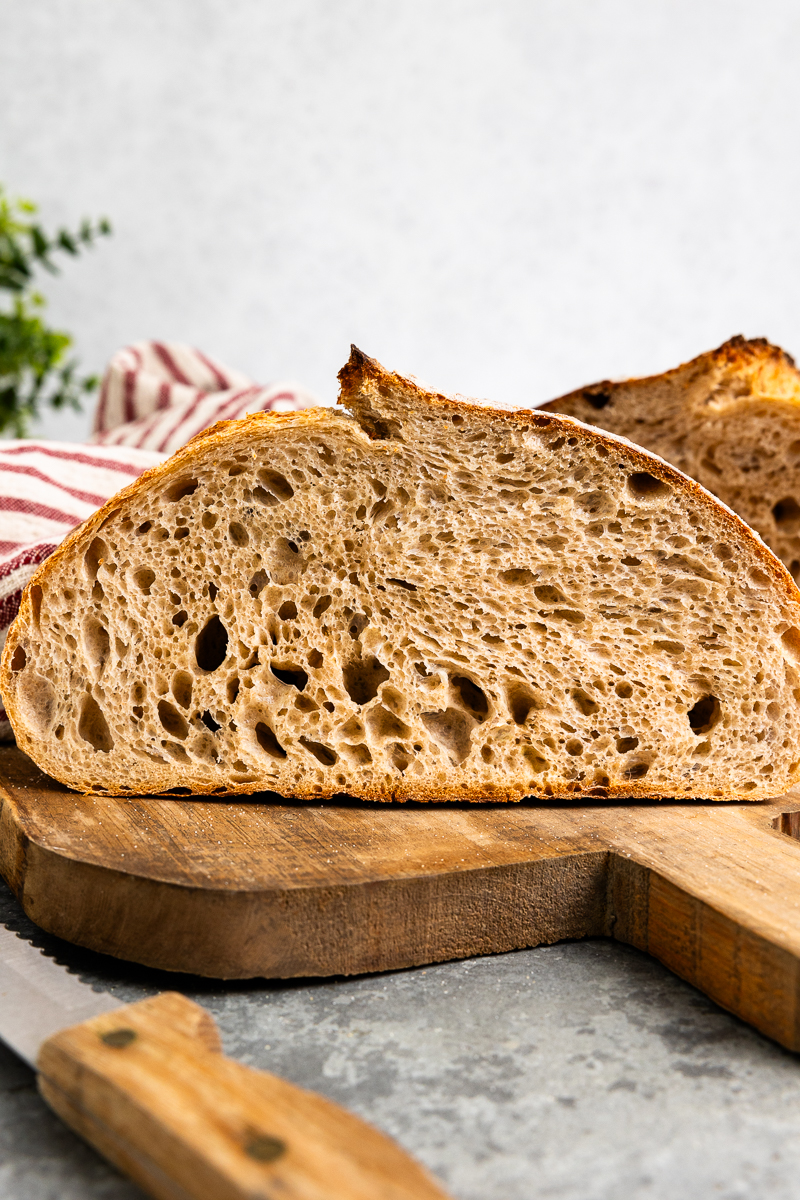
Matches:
[[4, 4, 800, 1197], [4, 0, 800, 438]]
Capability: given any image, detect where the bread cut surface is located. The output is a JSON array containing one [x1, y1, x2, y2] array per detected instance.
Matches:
[[3, 346, 800, 802], [543, 335, 800, 582]]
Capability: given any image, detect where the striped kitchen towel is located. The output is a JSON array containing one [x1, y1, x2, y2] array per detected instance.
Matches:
[[92, 340, 316, 453], [0, 342, 316, 738]]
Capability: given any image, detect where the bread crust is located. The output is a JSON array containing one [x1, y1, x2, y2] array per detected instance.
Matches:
[[3, 345, 800, 801], [542, 336, 800, 580]]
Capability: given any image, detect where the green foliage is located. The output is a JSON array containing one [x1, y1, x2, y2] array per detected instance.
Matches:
[[0, 186, 111, 437]]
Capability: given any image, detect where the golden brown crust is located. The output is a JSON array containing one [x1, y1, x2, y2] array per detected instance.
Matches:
[[542, 335, 800, 411]]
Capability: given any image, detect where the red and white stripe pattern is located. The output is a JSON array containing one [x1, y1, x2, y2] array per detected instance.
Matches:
[[92, 341, 317, 455], [0, 342, 316, 739]]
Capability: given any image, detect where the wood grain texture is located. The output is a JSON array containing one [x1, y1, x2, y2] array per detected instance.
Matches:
[[3, 746, 800, 1048], [38, 991, 450, 1200]]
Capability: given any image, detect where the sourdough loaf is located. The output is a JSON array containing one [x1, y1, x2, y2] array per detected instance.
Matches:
[[543, 335, 800, 581], [3, 346, 800, 801]]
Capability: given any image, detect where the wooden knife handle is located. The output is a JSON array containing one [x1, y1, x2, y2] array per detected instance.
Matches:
[[36, 991, 450, 1200]]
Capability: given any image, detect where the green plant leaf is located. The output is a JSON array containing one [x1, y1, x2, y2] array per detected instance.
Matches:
[[0, 183, 113, 436]]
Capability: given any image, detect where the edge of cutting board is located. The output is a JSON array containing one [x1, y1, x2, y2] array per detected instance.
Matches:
[[3, 745, 800, 1051]]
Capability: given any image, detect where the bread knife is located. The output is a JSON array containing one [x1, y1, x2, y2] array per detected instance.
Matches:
[[0, 920, 450, 1199]]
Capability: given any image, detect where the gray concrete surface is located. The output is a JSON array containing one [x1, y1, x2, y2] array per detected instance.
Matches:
[[3, 878, 800, 1200], [4, 1, 800, 440]]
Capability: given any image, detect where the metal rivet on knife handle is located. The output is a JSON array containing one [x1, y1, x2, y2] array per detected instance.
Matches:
[[99, 1027, 137, 1048], [244, 1132, 287, 1163]]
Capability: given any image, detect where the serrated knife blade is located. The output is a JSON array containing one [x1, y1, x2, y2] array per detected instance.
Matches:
[[0, 920, 118, 1067]]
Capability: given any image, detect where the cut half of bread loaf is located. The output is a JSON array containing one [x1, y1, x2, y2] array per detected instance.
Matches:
[[543, 335, 800, 582], [3, 345, 800, 801]]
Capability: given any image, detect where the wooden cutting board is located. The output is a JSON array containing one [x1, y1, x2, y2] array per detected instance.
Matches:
[[3, 744, 800, 1051]]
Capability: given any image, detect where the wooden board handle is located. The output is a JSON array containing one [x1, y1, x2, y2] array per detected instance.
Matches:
[[36, 991, 450, 1200]]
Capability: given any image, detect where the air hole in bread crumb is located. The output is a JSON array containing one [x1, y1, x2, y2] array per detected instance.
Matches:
[[500, 568, 535, 586], [583, 389, 611, 410], [421, 708, 472, 764], [389, 743, 413, 771], [653, 640, 685, 656], [506, 683, 541, 725], [346, 613, 369, 640], [748, 567, 771, 587], [481, 746, 495, 764], [256, 722, 287, 759], [369, 498, 395, 524], [367, 705, 412, 741], [688, 694, 721, 734], [166, 478, 198, 501], [28, 584, 42, 627], [172, 610, 188, 627], [82, 616, 110, 677], [257, 469, 294, 502], [451, 675, 489, 721], [227, 677, 240, 703], [278, 601, 298, 620], [17, 672, 56, 737], [171, 671, 193, 709], [195, 616, 228, 672], [307, 649, 323, 669], [163, 742, 191, 762], [572, 688, 599, 716], [201, 710, 221, 732], [84, 538, 108, 581], [229, 522, 249, 547], [249, 570, 268, 597], [208, 582, 219, 601], [387, 578, 417, 591], [343, 743, 372, 765], [134, 568, 155, 594], [624, 761, 650, 780], [10, 646, 26, 672], [551, 609, 585, 625], [522, 746, 548, 773], [299, 737, 337, 766], [313, 595, 332, 618], [342, 656, 390, 705], [616, 736, 639, 753], [565, 738, 583, 756], [158, 700, 188, 740], [253, 486, 278, 507], [628, 472, 669, 500], [773, 497, 800, 528], [615, 681, 633, 698], [78, 693, 113, 752], [270, 664, 308, 690], [534, 584, 566, 604]]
